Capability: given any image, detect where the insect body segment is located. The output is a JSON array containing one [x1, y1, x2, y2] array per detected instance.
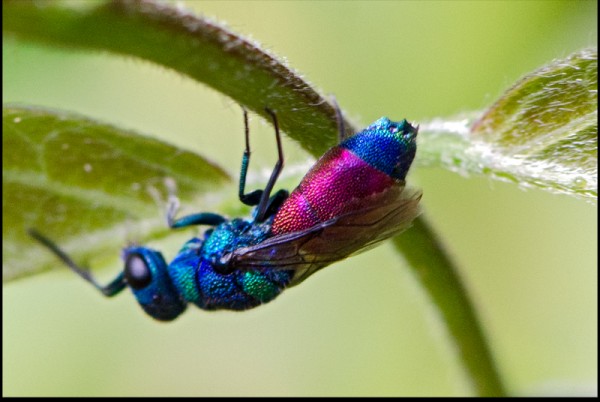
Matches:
[[123, 247, 187, 320], [167, 220, 293, 312], [271, 118, 417, 235], [30, 108, 420, 321]]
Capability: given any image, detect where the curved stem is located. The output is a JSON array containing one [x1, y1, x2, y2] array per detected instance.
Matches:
[[394, 216, 507, 396]]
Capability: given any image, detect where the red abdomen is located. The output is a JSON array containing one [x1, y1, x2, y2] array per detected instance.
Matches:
[[271, 146, 396, 235]]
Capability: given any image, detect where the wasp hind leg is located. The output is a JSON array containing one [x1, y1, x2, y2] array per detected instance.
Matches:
[[254, 108, 288, 222], [238, 107, 264, 207]]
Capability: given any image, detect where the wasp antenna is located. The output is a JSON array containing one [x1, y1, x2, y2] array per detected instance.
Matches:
[[28, 228, 126, 297]]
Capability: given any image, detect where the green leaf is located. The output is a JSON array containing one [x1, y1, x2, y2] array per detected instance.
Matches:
[[418, 48, 597, 201], [2, 0, 354, 157], [2, 106, 230, 281]]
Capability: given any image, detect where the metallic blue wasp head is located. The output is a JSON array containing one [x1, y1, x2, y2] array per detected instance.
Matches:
[[121, 247, 187, 321]]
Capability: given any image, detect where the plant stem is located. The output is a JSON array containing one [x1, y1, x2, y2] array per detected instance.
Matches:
[[394, 216, 507, 396]]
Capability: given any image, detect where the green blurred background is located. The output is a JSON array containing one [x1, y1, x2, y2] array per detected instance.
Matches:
[[3, 0, 597, 396]]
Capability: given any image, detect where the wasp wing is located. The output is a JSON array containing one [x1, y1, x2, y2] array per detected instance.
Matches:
[[223, 185, 422, 286]]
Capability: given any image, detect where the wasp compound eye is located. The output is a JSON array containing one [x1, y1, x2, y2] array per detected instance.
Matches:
[[125, 254, 152, 289]]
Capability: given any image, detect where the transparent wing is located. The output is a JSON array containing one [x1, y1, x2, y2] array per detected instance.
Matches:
[[222, 185, 422, 286]]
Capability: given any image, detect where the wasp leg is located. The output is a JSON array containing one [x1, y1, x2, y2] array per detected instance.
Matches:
[[255, 108, 285, 222], [238, 107, 264, 207], [165, 191, 226, 229], [28, 229, 126, 297], [169, 212, 227, 229], [263, 189, 289, 219]]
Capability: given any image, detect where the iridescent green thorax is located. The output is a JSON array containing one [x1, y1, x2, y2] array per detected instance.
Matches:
[[167, 219, 293, 311]]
